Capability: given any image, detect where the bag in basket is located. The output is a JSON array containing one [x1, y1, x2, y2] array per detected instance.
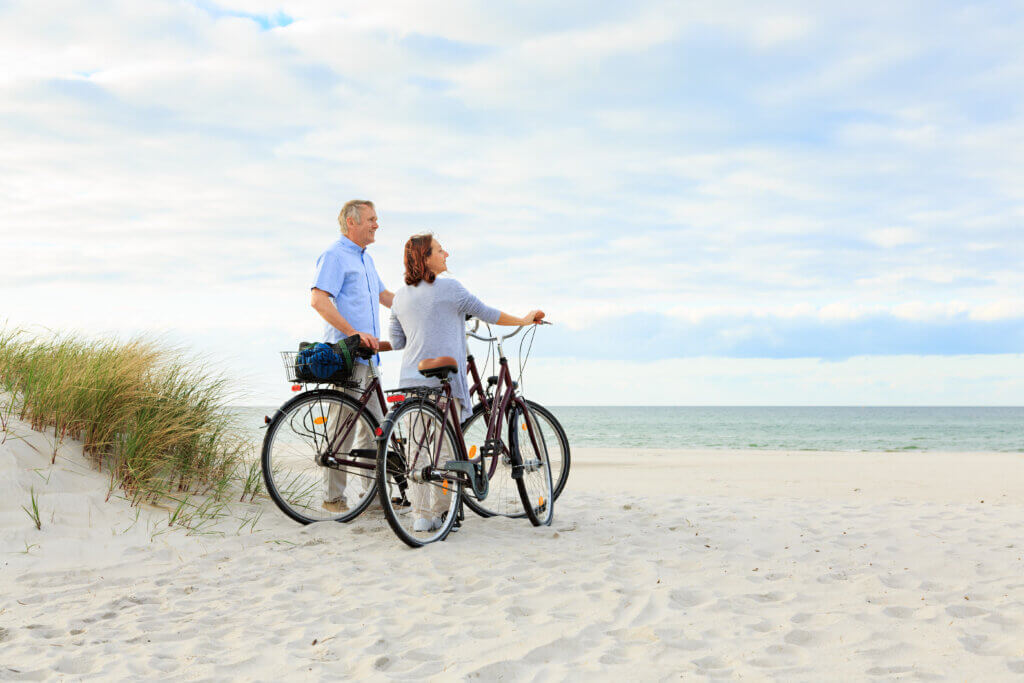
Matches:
[[294, 335, 361, 383]]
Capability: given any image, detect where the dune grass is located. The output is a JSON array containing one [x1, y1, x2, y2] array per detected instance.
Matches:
[[0, 326, 253, 521]]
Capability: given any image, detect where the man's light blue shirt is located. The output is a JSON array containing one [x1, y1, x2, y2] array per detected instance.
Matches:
[[312, 236, 387, 362]]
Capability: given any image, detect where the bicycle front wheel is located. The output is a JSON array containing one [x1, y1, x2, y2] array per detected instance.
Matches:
[[262, 389, 379, 524], [460, 403, 522, 519], [461, 399, 569, 517], [510, 400, 554, 526], [522, 401, 570, 500], [376, 399, 462, 548]]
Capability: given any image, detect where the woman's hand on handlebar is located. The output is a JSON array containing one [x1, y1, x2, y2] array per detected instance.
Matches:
[[495, 310, 546, 327]]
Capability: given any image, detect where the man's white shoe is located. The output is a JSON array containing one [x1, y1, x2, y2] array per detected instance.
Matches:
[[322, 499, 349, 514]]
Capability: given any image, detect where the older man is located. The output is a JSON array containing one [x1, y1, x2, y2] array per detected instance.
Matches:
[[311, 199, 394, 514]]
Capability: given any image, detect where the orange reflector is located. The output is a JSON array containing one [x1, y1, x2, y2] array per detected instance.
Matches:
[[313, 416, 326, 425], [442, 480, 449, 495], [522, 423, 528, 430], [291, 384, 302, 391], [387, 394, 406, 403], [539, 496, 545, 506], [468, 445, 477, 458]]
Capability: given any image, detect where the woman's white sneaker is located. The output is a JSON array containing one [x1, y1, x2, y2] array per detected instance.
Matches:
[[413, 517, 442, 532]]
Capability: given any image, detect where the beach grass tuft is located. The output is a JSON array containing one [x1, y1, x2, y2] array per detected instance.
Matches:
[[22, 486, 42, 530], [0, 325, 254, 522]]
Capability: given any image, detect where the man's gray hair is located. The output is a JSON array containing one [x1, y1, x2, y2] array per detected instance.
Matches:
[[338, 200, 375, 234]]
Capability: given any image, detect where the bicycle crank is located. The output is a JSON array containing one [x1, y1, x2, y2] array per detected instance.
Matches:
[[441, 459, 489, 500]]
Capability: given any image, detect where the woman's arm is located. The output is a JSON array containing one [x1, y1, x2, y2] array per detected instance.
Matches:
[[495, 310, 544, 326], [388, 311, 407, 350], [453, 280, 542, 327]]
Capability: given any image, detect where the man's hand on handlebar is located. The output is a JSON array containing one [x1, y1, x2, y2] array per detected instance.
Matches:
[[356, 332, 379, 351]]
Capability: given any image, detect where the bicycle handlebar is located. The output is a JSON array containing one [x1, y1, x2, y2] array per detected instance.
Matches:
[[464, 318, 551, 343]]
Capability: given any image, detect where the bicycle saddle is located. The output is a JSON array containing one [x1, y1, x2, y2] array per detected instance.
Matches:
[[417, 356, 458, 379]]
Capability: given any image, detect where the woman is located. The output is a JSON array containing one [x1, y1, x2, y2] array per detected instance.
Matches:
[[388, 233, 543, 531]]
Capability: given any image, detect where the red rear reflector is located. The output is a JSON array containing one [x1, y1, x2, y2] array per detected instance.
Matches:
[[264, 415, 271, 424], [375, 427, 383, 436], [291, 384, 302, 391], [387, 394, 406, 403]]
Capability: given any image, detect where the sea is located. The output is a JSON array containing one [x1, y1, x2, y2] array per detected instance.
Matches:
[[234, 406, 1024, 453]]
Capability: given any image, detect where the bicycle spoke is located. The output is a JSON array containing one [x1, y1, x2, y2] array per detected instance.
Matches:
[[262, 390, 380, 524]]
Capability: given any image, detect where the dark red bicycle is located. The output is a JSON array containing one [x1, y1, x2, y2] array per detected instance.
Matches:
[[374, 325, 555, 547], [460, 319, 570, 518], [261, 342, 397, 524]]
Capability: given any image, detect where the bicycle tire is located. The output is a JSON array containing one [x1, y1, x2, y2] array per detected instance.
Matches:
[[522, 401, 570, 500], [376, 399, 462, 548], [262, 389, 379, 525], [461, 399, 569, 518], [460, 402, 524, 519], [509, 400, 554, 526]]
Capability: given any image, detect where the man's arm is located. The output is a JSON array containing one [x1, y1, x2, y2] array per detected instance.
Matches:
[[379, 289, 395, 308], [311, 288, 379, 350]]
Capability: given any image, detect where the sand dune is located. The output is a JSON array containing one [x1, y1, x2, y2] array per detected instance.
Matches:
[[3, 416, 1024, 680]]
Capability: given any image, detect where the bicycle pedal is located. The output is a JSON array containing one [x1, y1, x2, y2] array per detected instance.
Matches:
[[480, 438, 503, 458]]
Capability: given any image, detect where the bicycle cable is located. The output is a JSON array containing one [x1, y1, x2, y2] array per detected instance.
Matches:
[[517, 322, 538, 394]]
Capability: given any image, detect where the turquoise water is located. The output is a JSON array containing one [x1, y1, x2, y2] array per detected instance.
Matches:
[[235, 406, 1024, 452]]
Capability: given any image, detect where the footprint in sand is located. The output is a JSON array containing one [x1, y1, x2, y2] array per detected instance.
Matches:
[[783, 629, 822, 647], [506, 605, 532, 618], [883, 606, 916, 619], [945, 604, 986, 618], [747, 590, 790, 603], [668, 588, 710, 609], [692, 655, 730, 671], [866, 665, 915, 676], [53, 655, 96, 676], [750, 644, 805, 668]]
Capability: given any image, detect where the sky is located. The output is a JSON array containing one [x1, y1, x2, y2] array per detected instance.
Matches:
[[2, 1, 1023, 406]]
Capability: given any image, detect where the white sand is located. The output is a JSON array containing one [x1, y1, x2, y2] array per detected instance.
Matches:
[[3, 415, 1024, 680]]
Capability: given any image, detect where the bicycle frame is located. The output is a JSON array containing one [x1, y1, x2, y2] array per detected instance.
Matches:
[[433, 381, 471, 474], [319, 357, 389, 473], [466, 333, 544, 477], [466, 351, 489, 413]]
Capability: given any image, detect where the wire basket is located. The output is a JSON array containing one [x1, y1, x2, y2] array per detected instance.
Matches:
[[280, 351, 358, 387]]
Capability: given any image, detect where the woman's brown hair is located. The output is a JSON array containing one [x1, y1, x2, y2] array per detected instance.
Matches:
[[404, 233, 436, 286]]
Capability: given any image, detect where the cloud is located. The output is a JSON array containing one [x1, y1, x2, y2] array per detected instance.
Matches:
[[2, 1, 1024, 402], [535, 310, 1024, 360]]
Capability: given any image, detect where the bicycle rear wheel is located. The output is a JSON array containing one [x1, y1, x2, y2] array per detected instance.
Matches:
[[262, 389, 379, 524], [510, 400, 554, 526], [376, 399, 462, 548]]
